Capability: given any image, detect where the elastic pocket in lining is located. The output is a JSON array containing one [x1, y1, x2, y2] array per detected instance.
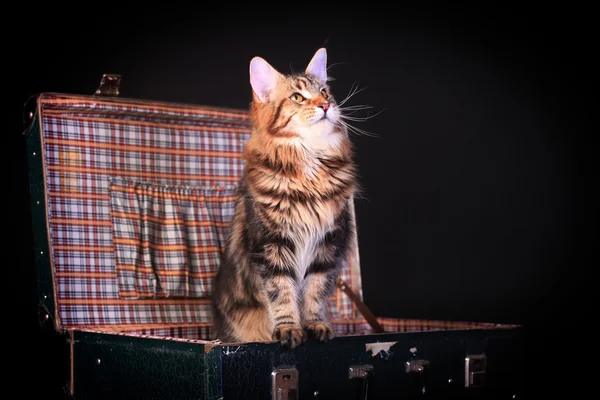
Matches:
[[109, 178, 237, 299]]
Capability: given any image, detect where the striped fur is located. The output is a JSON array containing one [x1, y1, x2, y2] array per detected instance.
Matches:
[[212, 48, 358, 347]]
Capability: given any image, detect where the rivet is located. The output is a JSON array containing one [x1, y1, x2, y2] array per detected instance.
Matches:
[[43, 294, 48, 300], [36, 201, 40, 205], [33, 152, 36, 156], [313, 391, 319, 397], [96, 359, 101, 365], [29, 111, 33, 118], [44, 314, 49, 320], [448, 378, 453, 384], [40, 251, 43, 255], [513, 396, 516, 399]]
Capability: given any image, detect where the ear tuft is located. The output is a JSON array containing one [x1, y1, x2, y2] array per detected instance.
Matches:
[[249, 57, 282, 103], [305, 48, 328, 82]]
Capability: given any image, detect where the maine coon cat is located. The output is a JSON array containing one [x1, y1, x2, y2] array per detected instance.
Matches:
[[212, 48, 358, 348]]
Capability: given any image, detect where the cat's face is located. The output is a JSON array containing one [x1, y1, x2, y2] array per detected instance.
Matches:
[[249, 48, 342, 145]]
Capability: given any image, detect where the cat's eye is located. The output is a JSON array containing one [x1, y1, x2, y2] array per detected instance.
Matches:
[[320, 89, 328, 99], [290, 93, 304, 103]]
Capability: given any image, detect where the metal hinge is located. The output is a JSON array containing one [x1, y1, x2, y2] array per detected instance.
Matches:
[[22, 94, 38, 135], [94, 73, 121, 97], [38, 304, 53, 327]]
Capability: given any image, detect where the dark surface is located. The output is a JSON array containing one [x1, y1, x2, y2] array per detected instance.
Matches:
[[24, 111, 56, 328], [65, 326, 523, 399], [71, 331, 222, 400], [220, 327, 524, 399], [11, 3, 587, 399]]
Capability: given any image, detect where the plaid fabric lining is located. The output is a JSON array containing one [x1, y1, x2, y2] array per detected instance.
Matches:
[[87, 318, 517, 343], [329, 318, 518, 337], [38, 94, 358, 330], [98, 325, 216, 341]]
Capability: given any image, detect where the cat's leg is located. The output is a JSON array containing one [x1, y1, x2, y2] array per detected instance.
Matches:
[[300, 267, 338, 341], [256, 236, 304, 348], [301, 236, 341, 342], [301, 206, 352, 341]]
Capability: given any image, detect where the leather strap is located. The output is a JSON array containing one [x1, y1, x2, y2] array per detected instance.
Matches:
[[336, 277, 384, 334]]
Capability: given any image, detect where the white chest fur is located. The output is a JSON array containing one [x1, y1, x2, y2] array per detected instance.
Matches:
[[294, 231, 323, 280]]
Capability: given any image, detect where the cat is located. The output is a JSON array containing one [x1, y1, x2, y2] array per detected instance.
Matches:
[[212, 47, 358, 348]]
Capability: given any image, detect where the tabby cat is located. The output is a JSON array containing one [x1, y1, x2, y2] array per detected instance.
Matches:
[[212, 48, 358, 348]]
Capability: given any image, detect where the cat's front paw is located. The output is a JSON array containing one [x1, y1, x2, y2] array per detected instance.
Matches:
[[272, 324, 305, 349], [304, 321, 334, 342]]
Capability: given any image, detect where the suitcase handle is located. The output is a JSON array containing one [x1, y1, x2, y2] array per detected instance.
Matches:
[[94, 73, 121, 97]]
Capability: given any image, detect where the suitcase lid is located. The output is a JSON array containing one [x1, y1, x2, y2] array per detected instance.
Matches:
[[23, 75, 364, 333]]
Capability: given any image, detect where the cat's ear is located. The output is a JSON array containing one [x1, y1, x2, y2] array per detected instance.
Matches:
[[249, 56, 282, 103], [305, 47, 328, 82]]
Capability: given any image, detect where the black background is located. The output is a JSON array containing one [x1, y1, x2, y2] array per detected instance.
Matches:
[[11, 3, 587, 398]]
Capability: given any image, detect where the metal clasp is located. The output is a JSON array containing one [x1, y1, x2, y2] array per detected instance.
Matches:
[[272, 366, 298, 400], [349, 365, 373, 400], [349, 364, 373, 380], [406, 359, 430, 395], [405, 359, 430, 374], [465, 354, 487, 388], [94, 73, 121, 97]]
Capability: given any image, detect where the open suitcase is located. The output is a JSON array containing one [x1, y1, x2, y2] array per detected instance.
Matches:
[[24, 74, 524, 399]]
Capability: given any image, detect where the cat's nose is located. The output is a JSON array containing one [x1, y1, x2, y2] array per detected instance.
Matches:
[[320, 102, 330, 112]]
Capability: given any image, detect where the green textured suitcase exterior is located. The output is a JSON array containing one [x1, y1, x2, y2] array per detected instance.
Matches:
[[66, 328, 523, 399], [24, 89, 524, 399]]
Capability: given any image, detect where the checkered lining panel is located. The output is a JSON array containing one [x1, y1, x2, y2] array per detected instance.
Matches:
[[87, 318, 518, 343], [37, 93, 358, 331]]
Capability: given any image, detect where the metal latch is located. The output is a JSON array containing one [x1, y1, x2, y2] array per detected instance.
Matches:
[[349, 364, 373, 379], [94, 73, 121, 97], [465, 354, 487, 387], [405, 359, 430, 374], [349, 365, 373, 400], [406, 359, 430, 395], [272, 367, 298, 400]]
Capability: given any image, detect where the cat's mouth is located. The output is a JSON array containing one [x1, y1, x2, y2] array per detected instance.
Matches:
[[310, 111, 335, 126], [321, 112, 336, 122], [314, 116, 330, 125]]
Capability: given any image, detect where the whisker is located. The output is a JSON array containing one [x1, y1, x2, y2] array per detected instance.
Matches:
[[340, 116, 374, 122], [339, 105, 374, 114], [339, 81, 357, 102], [340, 108, 387, 121], [333, 80, 382, 138], [326, 61, 351, 71], [338, 120, 380, 138], [340, 105, 374, 110], [338, 81, 358, 104], [338, 85, 367, 106], [341, 110, 367, 116]]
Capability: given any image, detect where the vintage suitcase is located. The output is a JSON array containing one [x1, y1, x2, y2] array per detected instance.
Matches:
[[23, 74, 524, 399]]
